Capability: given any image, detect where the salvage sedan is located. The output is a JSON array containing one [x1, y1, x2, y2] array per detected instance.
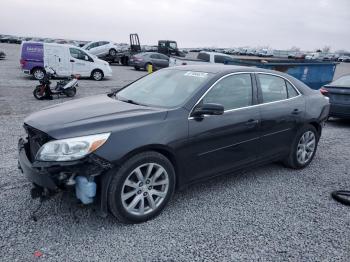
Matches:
[[18, 65, 330, 223]]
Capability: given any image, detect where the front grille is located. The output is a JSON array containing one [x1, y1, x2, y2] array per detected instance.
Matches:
[[24, 124, 52, 162]]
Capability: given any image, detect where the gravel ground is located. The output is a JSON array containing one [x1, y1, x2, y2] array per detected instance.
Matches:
[[0, 43, 349, 261]]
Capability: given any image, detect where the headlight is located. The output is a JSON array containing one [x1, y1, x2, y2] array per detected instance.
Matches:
[[36, 133, 110, 161]]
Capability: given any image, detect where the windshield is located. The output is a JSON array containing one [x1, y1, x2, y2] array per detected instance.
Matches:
[[117, 69, 213, 108], [330, 75, 350, 87]]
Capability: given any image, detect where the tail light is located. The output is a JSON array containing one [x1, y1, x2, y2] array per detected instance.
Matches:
[[20, 59, 26, 67], [320, 87, 328, 95]]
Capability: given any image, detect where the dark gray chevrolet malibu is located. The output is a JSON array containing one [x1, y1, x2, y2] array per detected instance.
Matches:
[[18, 65, 330, 223]]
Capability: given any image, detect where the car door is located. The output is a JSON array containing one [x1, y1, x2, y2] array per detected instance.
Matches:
[[44, 45, 69, 76], [86, 42, 99, 55], [157, 54, 169, 68], [256, 73, 305, 159], [186, 73, 261, 181], [69, 47, 93, 76], [149, 54, 161, 68]]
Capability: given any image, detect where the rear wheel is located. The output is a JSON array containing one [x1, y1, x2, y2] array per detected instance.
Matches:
[[32, 68, 45, 80], [33, 85, 47, 100], [91, 69, 104, 81], [283, 125, 319, 169], [108, 151, 175, 223], [109, 49, 117, 56]]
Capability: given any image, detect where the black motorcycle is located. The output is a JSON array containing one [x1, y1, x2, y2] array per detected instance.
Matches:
[[33, 67, 79, 100]]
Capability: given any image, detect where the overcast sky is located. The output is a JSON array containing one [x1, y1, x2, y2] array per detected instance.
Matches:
[[1, 0, 349, 51]]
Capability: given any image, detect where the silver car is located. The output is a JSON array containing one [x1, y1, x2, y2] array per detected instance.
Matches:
[[129, 52, 169, 70]]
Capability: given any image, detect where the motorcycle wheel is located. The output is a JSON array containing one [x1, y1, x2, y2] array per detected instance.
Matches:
[[65, 87, 76, 97], [33, 86, 47, 100]]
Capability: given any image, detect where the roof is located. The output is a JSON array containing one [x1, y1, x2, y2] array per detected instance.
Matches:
[[167, 64, 271, 74]]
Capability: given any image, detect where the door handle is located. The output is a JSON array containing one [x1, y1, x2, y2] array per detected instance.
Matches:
[[292, 109, 301, 115], [245, 119, 259, 126], [70, 59, 75, 62]]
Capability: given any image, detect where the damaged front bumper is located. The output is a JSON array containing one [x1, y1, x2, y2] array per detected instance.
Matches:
[[18, 137, 113, 205]]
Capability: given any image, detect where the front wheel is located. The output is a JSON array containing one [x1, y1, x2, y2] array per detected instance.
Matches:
[[65, 87, 76, 97], [108, 151, 175, 223], [91, 69, 104, 81], [283, 125, 319, 169]]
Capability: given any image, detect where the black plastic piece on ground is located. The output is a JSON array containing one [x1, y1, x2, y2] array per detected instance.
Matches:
[[331, 190, 350, 206]]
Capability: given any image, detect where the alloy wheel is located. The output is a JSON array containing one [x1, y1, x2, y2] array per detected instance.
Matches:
[[121, 163, 169, 216], [296, 131, 316, 165], [93, 71, 102, 81], [34, 70, 45, 80]]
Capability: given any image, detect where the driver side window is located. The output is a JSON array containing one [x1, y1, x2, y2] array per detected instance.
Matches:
[[202, 74, 253, 111]]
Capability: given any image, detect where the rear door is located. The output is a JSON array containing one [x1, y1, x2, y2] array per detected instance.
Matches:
[[186, 73, 261, 181], [157, 54, 169, 68], [256, 73, 305, 159], [44, 45, 69, 76], [86, 42, 99, 55]]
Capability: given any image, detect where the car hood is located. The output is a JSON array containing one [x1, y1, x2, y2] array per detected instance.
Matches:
[[25, 94, 168, 139]]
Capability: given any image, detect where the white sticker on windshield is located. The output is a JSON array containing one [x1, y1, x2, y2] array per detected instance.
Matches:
[[184, 71, 208, 78]]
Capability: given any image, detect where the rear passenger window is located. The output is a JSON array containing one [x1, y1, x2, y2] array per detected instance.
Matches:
[[214, 55, 233, 64], [202, 74, 253, 111], [286, 81, 299, 98], [197, 52, 210, 62], [258, 74, 288, 103]]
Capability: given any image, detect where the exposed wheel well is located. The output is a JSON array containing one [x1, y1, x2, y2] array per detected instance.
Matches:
[[117, 146, 180, 189], [308, 121, 322, 138]]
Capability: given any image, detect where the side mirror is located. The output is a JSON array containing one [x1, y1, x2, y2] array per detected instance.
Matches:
[[191, 103, 224, 118]]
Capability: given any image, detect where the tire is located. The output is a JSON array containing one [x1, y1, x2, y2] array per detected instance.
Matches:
[[91, 69, 104, 81], [65, 87, 76, 97], [108, 151, 175, 224], [33, 85, 47, 100], [109, 49, 117, 57], [283, 125, 319, 169], [32, 68, 45, 80]]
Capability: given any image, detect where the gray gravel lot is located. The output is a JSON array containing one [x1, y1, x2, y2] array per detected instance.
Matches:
[[0, 43, 349, 261]]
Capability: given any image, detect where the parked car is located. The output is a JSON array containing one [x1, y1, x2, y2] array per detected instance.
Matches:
[[129, 52, 169, 70], [338, 55, 350, 62], [288, 52, 306, 59], [305, 52, 325, 60], [0, 36, 10, 43], [20, 42, 112, 80], [82, 41, 120, 57], [258, 49, 274, 57], [320, 74, 350, 118], [0, 50, 6, 59], [18, 65, 329, 223], [169, 51, 235, 66]]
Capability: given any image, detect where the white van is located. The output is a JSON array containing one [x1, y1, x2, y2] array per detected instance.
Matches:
[[20, 42, 112, 81]]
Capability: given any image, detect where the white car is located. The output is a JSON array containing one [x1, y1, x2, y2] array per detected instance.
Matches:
[[82, 41, 120, 57], [20, 42, 112, 81], [169, 51, 235, 67]]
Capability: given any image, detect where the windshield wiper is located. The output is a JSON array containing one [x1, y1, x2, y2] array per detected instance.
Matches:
[[116, 96, 142, 106]]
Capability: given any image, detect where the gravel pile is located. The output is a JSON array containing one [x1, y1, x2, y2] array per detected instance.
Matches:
[[0, 43, 349, 261]]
